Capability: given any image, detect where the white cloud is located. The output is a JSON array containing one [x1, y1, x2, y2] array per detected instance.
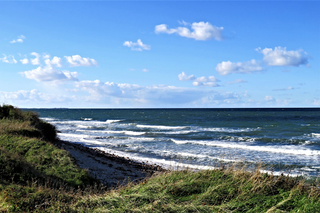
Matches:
[[20, 58, 29, 64], [43, 54, 50, 59], [178, 20, 189, 26], [75, 80, 217, 105], [264, 95, 275, 102], [65, 55, 98, 67], [123, 39, 151, 51], [0, 89, 72, 105], [45, 56, 63, 67], [256, 46, 310, 67], [178, 72, 219, 87], [155, 21, 224, 41], [20, 66, 78, 83], [192, 81, 219, 87], [0, 54, 17, 64], [178, 72, 196, 81], [215, 59, 264, 75], [142, 69, 149, 72], [226, 79, 248, 84], [193, 76, 220, 87], [10, 35, 25, 43], [273, 86, 298, 91], [313, 99, 320, 105], [30, 52, 41, 65]]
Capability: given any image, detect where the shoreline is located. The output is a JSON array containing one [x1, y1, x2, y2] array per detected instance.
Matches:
[[57, 139, 166, 188]]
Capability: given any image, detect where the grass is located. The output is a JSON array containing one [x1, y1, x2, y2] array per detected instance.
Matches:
[[0, 104, 319, 212]]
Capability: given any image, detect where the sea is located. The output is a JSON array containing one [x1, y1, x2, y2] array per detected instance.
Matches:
[[27, 108, 320, 178]]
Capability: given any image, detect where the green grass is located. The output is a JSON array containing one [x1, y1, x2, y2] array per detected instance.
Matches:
[[0, 104, 319, 212]]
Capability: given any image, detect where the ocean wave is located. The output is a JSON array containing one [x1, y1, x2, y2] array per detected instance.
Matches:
[[202, 127, 261, 133], [128, 137, 155, 141], [76, 129, 145, 136], [152, 130, 198, 135], [171, 139, 320, 156], [106, 119, 123, 124], [81, 117, 93, 121], [41, 117, 56, 121], [171, 151, 244, 163], [136, 124, 187, 130], [58, 133, 93, 139], [311, 133, 320, 138]]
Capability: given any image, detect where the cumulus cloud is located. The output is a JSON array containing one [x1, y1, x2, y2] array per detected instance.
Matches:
[[155, 21, 224, 41], [43, 54, 50, 59], [193, 76, 220, 87], [20, 66, 78, 83], [20, 58, 29, 64], [30, 52, 41, 65], [123, 39, 151, 51], [178, 72, 220, 87], [215, 59, 264, 75], [178, 72, 196, 81], [142, 69, 149, 72], [45, 56, 63, 67], [226, 79, 248, 84], [65, 55, 98, 67], [256, 46, 310, 67], [264, 95, 275, 102], [0, 54, 17, 64], [0, 89, 72, 105], [10, 35, 25, 43]]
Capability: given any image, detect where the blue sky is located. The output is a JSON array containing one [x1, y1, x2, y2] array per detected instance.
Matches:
[[0, 1, 319, 108]]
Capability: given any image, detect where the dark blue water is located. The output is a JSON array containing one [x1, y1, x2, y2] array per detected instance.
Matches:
[[27, 108, 320, 177]]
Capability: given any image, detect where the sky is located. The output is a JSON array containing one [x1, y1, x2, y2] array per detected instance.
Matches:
[[0, 1, 319, 108]]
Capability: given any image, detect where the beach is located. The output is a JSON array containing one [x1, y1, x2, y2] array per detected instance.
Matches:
[[57, 139, 165, 188]]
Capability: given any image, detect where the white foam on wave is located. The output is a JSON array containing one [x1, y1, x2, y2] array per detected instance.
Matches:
[[128, 137, 155, 141], [301, 124, 311, 127], [81, 118, 93, 121], [95, 146, 217, 170], [58, 133, 94, 141], [136, 124, 187, 130], [106, 119, 122, 124], [124, 131, 146, 136], [173, 151, 244, 163], [161, 130, 198, 135], [77, 124, 89, 128], [41, 117, 56, 121], [202, 127, 261, 133], [311, 133, 320, 138], [54, 120, 108, 129], [171, 139, 320, 156], [76, 129, 145, 136]]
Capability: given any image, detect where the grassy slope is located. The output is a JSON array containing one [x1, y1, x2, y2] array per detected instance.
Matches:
[[0, 105, 319, 212], [0, 105, 98, 212]]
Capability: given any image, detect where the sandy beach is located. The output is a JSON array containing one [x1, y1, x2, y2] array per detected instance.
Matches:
[[57, 140, 165, 188]]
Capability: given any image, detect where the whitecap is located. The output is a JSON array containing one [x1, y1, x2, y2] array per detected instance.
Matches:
[[106, 119, 122, 124], [171, 139, 320, 156], [311, 133, 320, 138], [202, 127, 260, 133], [136, 124, 187, 130], [81, 118, 93, 121]]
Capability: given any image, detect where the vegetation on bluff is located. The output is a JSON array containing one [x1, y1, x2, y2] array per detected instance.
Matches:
[[0, 104, 319, 212]]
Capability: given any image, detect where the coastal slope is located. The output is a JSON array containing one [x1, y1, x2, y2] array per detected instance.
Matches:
[[0, 105, 319, 212]]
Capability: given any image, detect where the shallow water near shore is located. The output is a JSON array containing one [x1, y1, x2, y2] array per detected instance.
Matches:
[[27, 108, 320, 177]]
